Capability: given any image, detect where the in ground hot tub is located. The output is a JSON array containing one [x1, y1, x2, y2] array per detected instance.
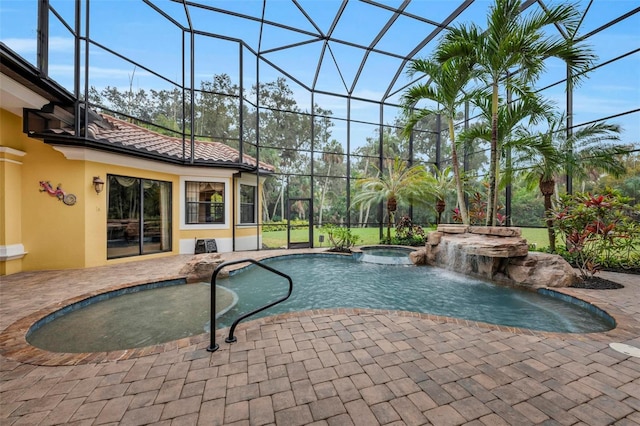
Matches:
[[357, 246, 415, 265]]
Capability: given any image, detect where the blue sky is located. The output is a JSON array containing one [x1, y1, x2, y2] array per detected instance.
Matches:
[[1, 0, 638, 149]]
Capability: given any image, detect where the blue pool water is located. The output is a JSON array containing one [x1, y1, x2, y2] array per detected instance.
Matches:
[[27, 254, 614, 353], [217, 255, 613, 333], [358, 246, 414, 265]]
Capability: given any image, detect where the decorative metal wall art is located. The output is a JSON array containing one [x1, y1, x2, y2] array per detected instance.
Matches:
[[39, 181, 77, 206]]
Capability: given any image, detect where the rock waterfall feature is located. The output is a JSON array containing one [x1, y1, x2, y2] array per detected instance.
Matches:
[[409, 225, 577, 288]]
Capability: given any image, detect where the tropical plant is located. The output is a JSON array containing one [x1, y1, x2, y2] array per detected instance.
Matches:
[[436, 0, 596, 225], [322, 224, 360, 252], [351, 158, 431, 243], [552, 189, 640, 279], [393, 215, 426, 246], [402, 56, 476, 224], [514, 112, 627, 252], [458, 91, 554, 221], [424, 166, 456, 224], [453, 191, 506, 225]]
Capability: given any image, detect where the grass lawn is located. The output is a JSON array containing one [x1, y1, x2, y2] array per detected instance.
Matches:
[[262, 227, 384, 248], [262, 225, 552, 250], [519, 227, 551, 250]]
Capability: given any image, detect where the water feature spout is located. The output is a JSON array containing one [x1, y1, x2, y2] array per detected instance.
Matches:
[[416, 225, 577, 289]]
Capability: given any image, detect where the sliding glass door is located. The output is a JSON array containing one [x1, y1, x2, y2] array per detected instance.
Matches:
[[107, 175, 172, 259]]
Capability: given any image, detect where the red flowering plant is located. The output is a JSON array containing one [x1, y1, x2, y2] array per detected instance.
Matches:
[[453, 192, 507, 225], [393, 215, 426, 246], [552, 188, 640, 279]]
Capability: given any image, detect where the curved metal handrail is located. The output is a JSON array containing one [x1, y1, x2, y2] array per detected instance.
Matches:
[[207, 258, 293, 352]]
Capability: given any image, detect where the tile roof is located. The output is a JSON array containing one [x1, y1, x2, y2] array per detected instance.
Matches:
[[49, 113, 274, 172], [97, 115, 274, 172]]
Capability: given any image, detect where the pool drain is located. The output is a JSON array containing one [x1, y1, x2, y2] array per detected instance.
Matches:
[[609, 343, 640, 358]]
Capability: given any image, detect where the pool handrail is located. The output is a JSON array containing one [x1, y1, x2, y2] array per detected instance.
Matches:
[[207, 258, 293, 352]]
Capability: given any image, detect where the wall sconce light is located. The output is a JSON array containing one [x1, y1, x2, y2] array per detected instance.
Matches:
[[92, 176, 105, 194]]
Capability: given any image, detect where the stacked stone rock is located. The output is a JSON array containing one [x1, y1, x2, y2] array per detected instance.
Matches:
[[410, 225, 576, 288]]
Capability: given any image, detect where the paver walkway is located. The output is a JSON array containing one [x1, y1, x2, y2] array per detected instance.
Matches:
[[1, 250, 639, 425]]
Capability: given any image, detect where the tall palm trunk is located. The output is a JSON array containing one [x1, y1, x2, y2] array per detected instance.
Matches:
[[358, 158, 370, 227], [435, 199, 446, 225], [448, 119, 468, 224], [262, 190, 271, 222], [319, 163, 332, 226], [486, 83, 499, 226], [386, 196, 397, 242], [364, 204, 371, 228], [539, 178, 556, 252]]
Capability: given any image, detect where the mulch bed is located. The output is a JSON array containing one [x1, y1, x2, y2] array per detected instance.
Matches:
[[571, 276, 625, 290]]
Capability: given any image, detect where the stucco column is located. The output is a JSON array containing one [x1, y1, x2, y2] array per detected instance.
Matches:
[[0, 146, 27, 274]]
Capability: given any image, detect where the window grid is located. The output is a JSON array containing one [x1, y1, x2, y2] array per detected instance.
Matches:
[[185, 181, 225, 224]]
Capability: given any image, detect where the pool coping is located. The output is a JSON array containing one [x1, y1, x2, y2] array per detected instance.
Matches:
[[1, 251, 639, 366]]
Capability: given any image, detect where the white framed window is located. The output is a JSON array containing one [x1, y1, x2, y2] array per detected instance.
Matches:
[[239, 184, 256, 224], [185, 181, 225, 224], [180, 177, 230, 229]]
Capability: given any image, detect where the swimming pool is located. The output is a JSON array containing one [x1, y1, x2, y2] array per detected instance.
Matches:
[[217, 254, 613, 332], [26, 253, 614, 353]]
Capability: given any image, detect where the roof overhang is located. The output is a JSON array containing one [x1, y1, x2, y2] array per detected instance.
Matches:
[[0, 43, 74, 107], [41, 133, 272, 175], [51, 144, 270, 178], [0, 73, 49, 116]]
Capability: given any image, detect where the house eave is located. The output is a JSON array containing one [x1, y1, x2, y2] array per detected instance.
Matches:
[[37, 133, 272, 175]]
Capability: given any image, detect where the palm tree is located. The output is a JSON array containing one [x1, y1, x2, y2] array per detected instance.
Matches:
[[401, 56, 475, 225], [514, 112, 627, 252], [352, 158, 431, 243], [436, 0, 596, 225], [353, 137, 381, 227], [318, 139, 344, 226], [424, 166, 456, 225], [458, 90, 554, 202]]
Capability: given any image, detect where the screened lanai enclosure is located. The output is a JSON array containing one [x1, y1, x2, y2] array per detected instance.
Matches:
[[4, 0, 639, 247]]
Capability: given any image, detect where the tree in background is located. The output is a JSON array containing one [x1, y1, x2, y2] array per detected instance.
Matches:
[[197, 74, 239, 145], [252, 78, 311, 221], [402, 55, 476, 225], [514, 112, 627, 252], [352, 158, 431, 243], [424, 166, 456, 225], [595, 152, 640, 205], [317, 139, 345, 226], [436, 0, 596, 225]]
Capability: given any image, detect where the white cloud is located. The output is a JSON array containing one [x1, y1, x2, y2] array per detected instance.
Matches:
[[2, 38, 36, 54], [49, 64, 152, 79], [3, 36, 73, 55]]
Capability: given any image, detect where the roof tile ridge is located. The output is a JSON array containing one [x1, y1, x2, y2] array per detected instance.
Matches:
[[100, 113, 230, 148], [99, 113, 273, 171]]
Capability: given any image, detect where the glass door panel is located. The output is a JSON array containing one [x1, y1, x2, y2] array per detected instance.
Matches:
[[288, 198, 311, 249]]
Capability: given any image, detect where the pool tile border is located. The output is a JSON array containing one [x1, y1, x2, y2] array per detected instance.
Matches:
[[1, 291, 638, 366], [1, 251, 638, 366]]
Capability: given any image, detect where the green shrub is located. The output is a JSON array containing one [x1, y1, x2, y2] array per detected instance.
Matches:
[[263, 219, 309, 232], [389, 215, 426, 246], [322, 224, 360, 252]]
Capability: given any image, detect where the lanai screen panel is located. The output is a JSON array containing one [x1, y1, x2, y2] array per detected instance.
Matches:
[[2, 0, 638, 227]]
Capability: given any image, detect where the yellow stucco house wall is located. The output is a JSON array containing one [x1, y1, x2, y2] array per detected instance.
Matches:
[[1, 98, 267, 276]]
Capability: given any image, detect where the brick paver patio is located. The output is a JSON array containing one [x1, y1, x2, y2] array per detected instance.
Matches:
[[1, 249, 639, 425]]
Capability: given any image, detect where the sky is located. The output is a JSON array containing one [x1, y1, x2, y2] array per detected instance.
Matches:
[[1, 0, 638, 150]]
